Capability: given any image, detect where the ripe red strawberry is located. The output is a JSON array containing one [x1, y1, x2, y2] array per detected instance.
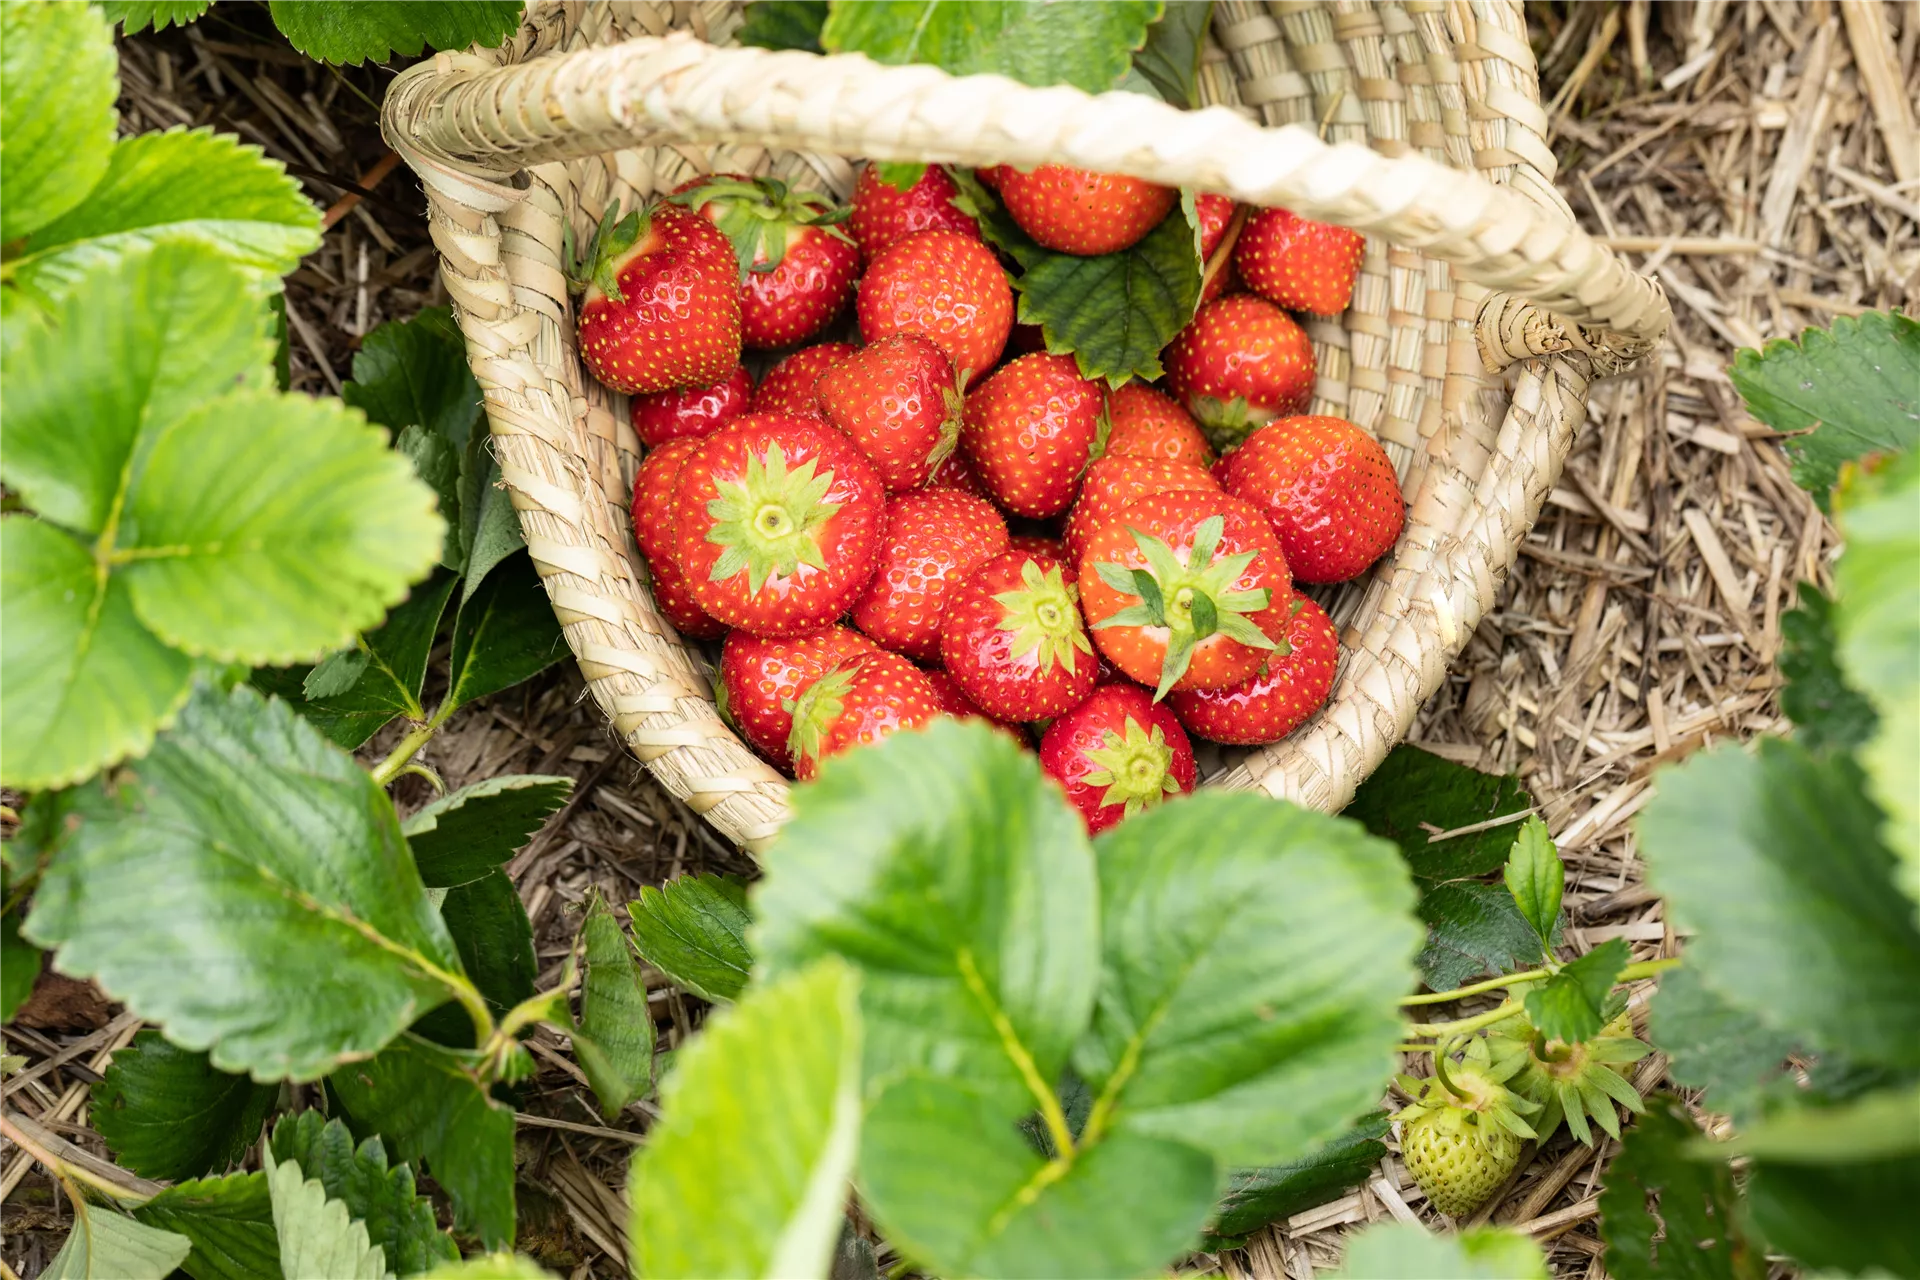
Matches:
[[1103, 383, 1216, 468], [996, 165, 1178, 257], [1169, 594, 1338, 744], [923, 450, 994, 501], [787, 650, 941, 780], [1038, 683, 1195, 834], [672, 413, 885, 636], [1194, 192, 1240, 304], [975, 165, 1010, 192], [1078, 488, 1291, 698], [848, 163, 981, 260], [940, 548, 1097, 722], [719, 624, 878, 773], [1218, 415, 1404, 583], [674, 174, 860, 350], [630, 364, 753, 448], [1234, 207, 1366, 316], [818, 334, 965, 491], [924, 668, 1028, 744], [574, 201, 740, 396], [1163, 294, 1315, 450], [962, 352, 1103, 518], [850, 489, 1009, 662], [858, 229, 1012, 385], [1063, 454, 1220, 568], [630, 437, 725, 639], [752, 342, 856, 421]]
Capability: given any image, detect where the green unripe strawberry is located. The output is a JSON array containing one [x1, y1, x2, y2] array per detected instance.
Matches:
[[1396, 1059, 1539, 1218]]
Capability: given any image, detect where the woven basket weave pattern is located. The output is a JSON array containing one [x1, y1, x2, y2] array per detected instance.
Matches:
[[383, 0, 1666, 852]]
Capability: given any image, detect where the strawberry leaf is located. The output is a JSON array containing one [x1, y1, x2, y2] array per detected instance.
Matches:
[[874, 161, 928, 192], [445, 550, 566, 712], [40, 1202, 193, 1280], [0, 0, 117, 243], [132, 1172, 280, 1280], [1334, 1222, 1548, 1280], [574, 890, 655, 1117], [737, 0, 827, 53], [1649, 964, 1802, 1127], [1502, 815, 1562, 955], [1597, 1096, 1760, 1280], [263, 1145, 390, 1280], [1120, 0, 1213, 108], [1778, 583, 1878, 754], [1638, 739, 1920, 1067], [1342, 745, 1536, 882], [402, 774, 574, 889], [819, 1, 1161, 94], [99, 2, 210, 33], [419, 868, 536, 1041], [268, 1111, 459, 1276], [629, 959, 862, 1280], [91, 1031, 279, 1181], [1414, 882, 1563, 992], [267, 0, 524, 65], [1202, 1113, 1389, 1248], [1729, 310, 1920, 508], [1523, 938, 1629, 1045], [627, 874, 755, 1004]]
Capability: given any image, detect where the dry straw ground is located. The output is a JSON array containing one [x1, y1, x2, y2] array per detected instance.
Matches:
[[2, 3, 1914, 1277]]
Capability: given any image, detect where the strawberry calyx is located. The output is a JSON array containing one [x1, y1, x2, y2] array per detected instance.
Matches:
[[1080, 715, 1183, 819], [783, 662, 856, 769], [670, 175, 854, 283], [928, 368, 966, 472], [703, 441, 843, 593], [565, 201, 652, 304], [1484, 1011, 1649, 1146], [1188, 394, 1274, 454], [1397, 1059, 1540, 1145], [992, 558, 1094, 676], [1090, 514, 1276, 699]]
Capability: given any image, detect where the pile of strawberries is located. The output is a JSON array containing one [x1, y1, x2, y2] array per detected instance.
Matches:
[[581, 161, 1405, 834]]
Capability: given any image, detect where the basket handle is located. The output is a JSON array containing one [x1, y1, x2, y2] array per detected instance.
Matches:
[[384, 32, 1669, 369]]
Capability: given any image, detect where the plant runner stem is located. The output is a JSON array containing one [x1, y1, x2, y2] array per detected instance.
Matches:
[[369, 700, 455, 787], [1404, 959, 1677, 1038]]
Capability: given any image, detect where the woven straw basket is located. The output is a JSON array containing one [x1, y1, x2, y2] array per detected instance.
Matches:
[[382, 0, 1669, 854]]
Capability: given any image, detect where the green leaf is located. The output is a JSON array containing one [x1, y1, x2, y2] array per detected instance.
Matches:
[[2, 903, 42, 1022], [1777, 584, 1878, 753], [1076, 792, 1421, 1167], [1502, 815, 1562, 953], [1204, 1113, 1390, 1246], [1343, 746, 1537, 882], [265, 1146, 392, 1280], [329, 1034, 517, 1249], [1128, 0, 1212, 107], [0, 520, 193, 791], [1413, 882, 1561, 991], [630, 959, 862, 1280], [1746, 1152, 1920, 1277], [0, 244, 444, 670], [0, 0, 117, 242], [1719, 1086, 1920, 1162], [819, 1, 1160, 92], [133, 1172, 282, 1280], [91, 1030, 278, 1180], [268, 1, 525, 64], [626, 874, 754, 1003], [736, 0, 827, 52], [1638, 739, 1920, 1066], [1597, 1095, 1763, 1280], [402, 775, 574, 889], [948, 169, 1199, 386], [458, 440, 525, 603], [1523, 938, 1629, 1045], [42, 1203, 194, 1280], [859, 1073, 1219, 1279], [1333, 1223, 1548, 1280], [269, 1111, 459, 1276], [446, 550, 566, 711], [873, 162, 928, 192], [1650, 964, 1802, 1126], [1729, 310, 1920, 505], [1831, 447, 1920, 912], [575, 891, 654, 1116], [344, 308, 483, 455], [399, 427, 463, 570], [99, 2, 211, 33], [23, 683, 469, 1081], [421, 1257, 559, 1280], [12, 128, 321, 304], [439, 868, 537, 1022], [276, 571, 461, 751], [754, 719, 1098, 1123]]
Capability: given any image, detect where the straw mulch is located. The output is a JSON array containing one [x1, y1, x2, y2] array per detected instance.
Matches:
[[3, 3, 1912, 1277]]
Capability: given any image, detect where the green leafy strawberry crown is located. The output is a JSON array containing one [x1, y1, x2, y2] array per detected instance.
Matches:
[[564, 200, 652, 304], [993, 558, 1094, 677], [1081, 715, 1183, 819], [1090, 513, 1276, 699], [668, 175, 854, 284], [1396, 1049, 1541, 1146], [783, 661, 858, 768], [1484, 1009, 1650, 1147], [704, 441, 842, 594], [1188, 394, 1275, 454]]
